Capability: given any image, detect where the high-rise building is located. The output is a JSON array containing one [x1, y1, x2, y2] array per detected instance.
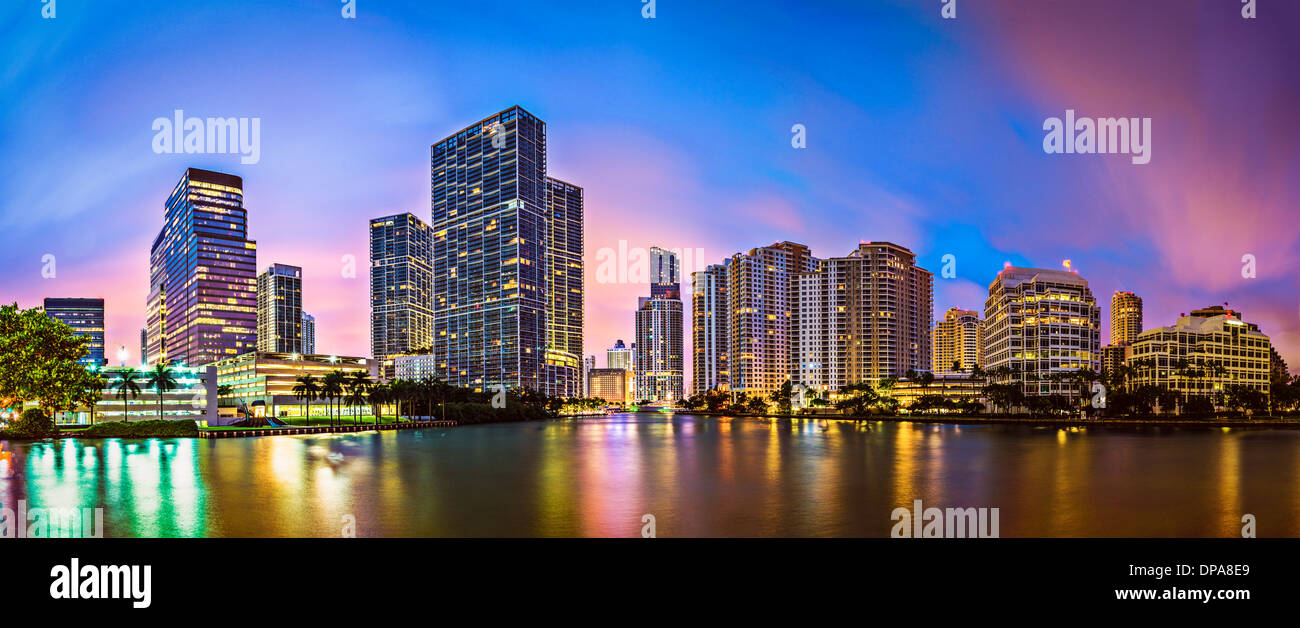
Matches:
[[1129, 309, 1271, 399], [302, 312, 316, 355], [582, 355, 596, 397], [933, 307, 983, 375], [256, 263, 303, 354], [1110, 291, 1143, 345], [635, 247, 684, 402], [370, 213, 434, 380], [796, 242, 933, 391], [542, 177, 584, 397], [146, 168, 257, 366], [984, 266, 1100, 397], [139, 328, 147, 367], [607, 339, 634, 370], [1100, 343, 1130, 377], [650, 246, 679, 285], [44, 298, 105, 367], [431, 106, 551, 393], [691, 263, 729, 395], [727, 241, 816, 397]]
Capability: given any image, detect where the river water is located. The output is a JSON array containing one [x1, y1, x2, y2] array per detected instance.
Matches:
[[3, 413, 1298, 537]]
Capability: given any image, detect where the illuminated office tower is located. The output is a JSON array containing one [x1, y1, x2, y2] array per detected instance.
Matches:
[[726, 241, 816, 397], [1110, 291, 1143, 345], [543, 177, 584, 397], [984, 266, 1100, 397], [635, 247, 684, 401], [796, 242, 933, 391], [691, 263, 729, 395], [302, 312, 316, 354], [1129, 307, 1271, 399], [44, 298, 105, 367], [635, 296, 684, 402], [371, 213, 434, 380], [146, 168, 257, 366], [256, 263, 303, 353], [139, 328, 147, 366], [932, 307, 983, 374], [431, 106, 550, 392]]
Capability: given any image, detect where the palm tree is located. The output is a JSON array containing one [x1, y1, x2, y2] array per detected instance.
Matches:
[[145, 362, 179, 420], [368, 382, 390, 425], [112, 369, 143, 423], [321, 370, 347, 427], [292, 374, 321, 426], [347, 371, 372, 425]]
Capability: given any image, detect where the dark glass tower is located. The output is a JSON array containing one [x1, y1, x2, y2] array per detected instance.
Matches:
[[146, 168, 257, 366], [370, 213, 433, 379], [256, 263, 303, 353], [44, 297, 105, 367], [431, 106, 550, 392]]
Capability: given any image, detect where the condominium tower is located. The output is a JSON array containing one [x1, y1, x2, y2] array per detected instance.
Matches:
[[430, 106, 583, 395], [932, 307, 983, 374], [146, 168, 257, 366], [983, 266, 1100, 396], [636, 247, 684, 402], [302, 312, 316, 354], [727, 241, 815, 396], [44, 297, 106, 367], [1110, 291, 1143, 345], [370, 213, 434, 379], [256, 263, 303, 353], [797, 242, 933, 391], [691, 263, 729, 394]]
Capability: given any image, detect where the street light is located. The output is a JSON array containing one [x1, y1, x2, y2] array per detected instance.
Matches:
[[117, 345, 128, 367]]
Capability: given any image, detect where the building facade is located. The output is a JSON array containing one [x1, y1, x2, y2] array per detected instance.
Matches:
[[607, 339, 634, 370], [44, 297, 105, 367], [1128, 309, 1271, 399], [1110, 290, 1143, 345], [302, 312, 316, 354], [691, 263, 729, 395], [983, 267, 1101, 397], [588, 368, 634, 404], [933, 307, 983, 375], [371, 213, 434, 380], [431, 106, 551, 393], [211, 352, 371, 420], [635, 248, 685, 403], [727, 241, 816, 397], [85, 365, 216, 424], [796, 242, 933, 392], [256, 263, 303, 353], [146, 168, 257, 366]]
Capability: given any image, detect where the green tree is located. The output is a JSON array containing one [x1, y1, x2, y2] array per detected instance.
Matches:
[[113, 369, 142, 422], [322, 370, 347, 427], [145, 362, 179, 420], [0, 303, 93, 412], [292, 374, 320, 425]]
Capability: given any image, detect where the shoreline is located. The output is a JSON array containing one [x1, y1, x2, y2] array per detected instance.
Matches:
[[672, 411, 1300, 430]]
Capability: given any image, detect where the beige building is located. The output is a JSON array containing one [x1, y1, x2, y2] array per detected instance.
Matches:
[[1110, 291, 1143, 345], [797, 241, 933, 392], [984, 266, 1100, 397], [588, 368, 634, 404], [1128, 308, 1271, 398], [211, 351, 372, 419], [727, 241, 816, 397], [890, 374, 987, 409], [1100, 343, 1131, 377], [691, 264, 729, 394], [933, 307, 983, 375]]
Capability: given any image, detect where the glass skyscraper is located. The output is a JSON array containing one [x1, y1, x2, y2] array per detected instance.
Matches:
[[431, 106, 582, 394], [146, 168, 257, 366], [370, 213, 434, 379], [302, 312, 316, 355], [44, 297, 105, 367], [636, 247, 684, 402], [256, 263, 303, 353]]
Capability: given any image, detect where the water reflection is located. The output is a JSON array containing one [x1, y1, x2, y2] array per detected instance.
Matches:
[[3, 414, 1300, 537]]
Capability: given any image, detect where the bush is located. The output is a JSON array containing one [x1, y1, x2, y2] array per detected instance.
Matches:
[[6, 408, 59, 438], [81, 419, 199, 438]]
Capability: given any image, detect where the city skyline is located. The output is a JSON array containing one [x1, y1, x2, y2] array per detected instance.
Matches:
[[3, 1, 1298, 394]]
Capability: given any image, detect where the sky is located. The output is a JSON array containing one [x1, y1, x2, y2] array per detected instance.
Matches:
[[2, 0, 1298, 387]]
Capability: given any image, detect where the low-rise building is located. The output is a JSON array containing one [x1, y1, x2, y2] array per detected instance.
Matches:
[[1128, 308, 1271, 399], [211, 352, 372, 420], [589, 368, 634, 404]]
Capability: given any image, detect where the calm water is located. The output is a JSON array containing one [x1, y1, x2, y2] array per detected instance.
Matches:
[[3, 413, 1300, 537]]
